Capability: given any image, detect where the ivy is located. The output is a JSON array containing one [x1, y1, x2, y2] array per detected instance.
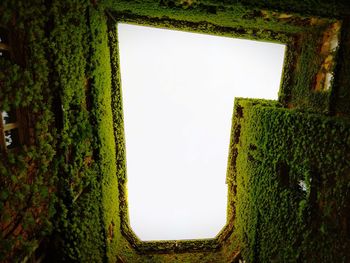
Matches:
[[1, 0, 350, 262], [0, 0, 56, 261], [232, 98, 350, 262]]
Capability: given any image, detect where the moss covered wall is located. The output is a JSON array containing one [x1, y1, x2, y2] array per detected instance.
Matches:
[[0, 0, 349, 262], [0, 1, 112, 262], [230, 98, 350, 262], [0, 1, 57, 260], [47, 1, 107, 261]]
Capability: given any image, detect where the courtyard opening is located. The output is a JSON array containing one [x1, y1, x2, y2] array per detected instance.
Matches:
[[118, 23, 285, 241]]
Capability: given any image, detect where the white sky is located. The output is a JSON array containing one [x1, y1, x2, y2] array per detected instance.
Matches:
[[118, 23, 285, 241]]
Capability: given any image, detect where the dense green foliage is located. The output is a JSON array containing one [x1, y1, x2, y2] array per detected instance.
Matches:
[[0, 0, 349, 262], [232, 98, 350, 262], [88, 6, 119, 262], [286, 29, 332, 114], [48, 1, 106, 261], [0, 1, 111, 261], [0, 1, 56, 261]]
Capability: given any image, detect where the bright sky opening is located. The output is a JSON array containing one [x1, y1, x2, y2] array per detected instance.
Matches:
[[118, 23, 285, 241]]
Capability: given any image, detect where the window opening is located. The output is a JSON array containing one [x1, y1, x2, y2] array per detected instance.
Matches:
[[117, 23, 285, 241], [0, 28, 24, 151], [0, 110, 21, 150], [0, 27, 10, 59], [314, 21, 341, 92]]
